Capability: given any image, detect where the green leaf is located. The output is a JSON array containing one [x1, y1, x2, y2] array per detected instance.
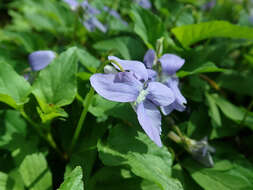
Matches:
[[0, 110, 27, 147], [0, 172, 10, 190], [0, 62, 31, 109], [172, 21, 253, 48], [172, 164, 202, 190], [182, 152, 253, 190], [32, 47, 78, 122], [217, 71, 253, 97], [19, 153, 52, 190], [205, 93, 222, 127], [76, 48, 101, 73], [14, 0, 75, 35], [89, 167, 143, 190], [66, 119, 107, 189], [127, 153, 183, 190], [177, 62, 226, 78], [88, 95, 138, 125], [130, 5, 165, 48], [97, 124, 183, 190], [0, 171, 23, 190], [58, 166, 83, 190], [93, 36, 146, 60], [212, 95, 253, 130], [0, 31, 47, 53]]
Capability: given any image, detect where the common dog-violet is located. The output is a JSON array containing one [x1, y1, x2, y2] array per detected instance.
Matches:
[[28, 50, 56, 71], [90, 56, 175, 146], [143, 50, 187, 115], [134, 0, 152, 9]]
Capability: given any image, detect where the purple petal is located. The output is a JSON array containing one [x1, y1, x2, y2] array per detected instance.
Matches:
[[91, 17, 107, 33], [90, 72, 142, 102], [82, 2, 101, 15], [159, 54, 185, 75], [146, 82, 175, 106], [63, 0, 79, 11], [147, 69, 157, 81], [143, 49, 156, 69], [160, 104, 174, 115], [28, 50, 56, 71], [83, 19, 96, 32], [201, 0, 216, 11], [161, 77, 186, 115], [135, 0, 152, 9], [104, 7, 128, 26], [84, 17, 107, 33], [137, 100, 162, 147], [23, 73, 30, 81], [108, 56, 148, 81], [104, 6, 120, 19]]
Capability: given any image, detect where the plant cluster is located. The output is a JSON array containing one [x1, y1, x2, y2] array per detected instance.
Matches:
[[1, 0, 253, 189]]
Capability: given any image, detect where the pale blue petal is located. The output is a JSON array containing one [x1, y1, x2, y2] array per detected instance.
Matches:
[[143, 49, 156, 69], [147, 69, 157, 81], [137, 100, 162, 147], [135, 0, 152, 9], [161, 77, 186, 115], [63, 0, 79, 10], [28, 50, 56, 71], [90, 72, 142, 102], [146, 82, 175, 106], [108, 56, 148, 81], [91, 17, 107, 33], [160, 54, 185, 75], [82, 2, 101, 15]]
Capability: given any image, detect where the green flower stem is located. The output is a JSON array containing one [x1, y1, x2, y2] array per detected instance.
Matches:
[[108, 59, 125, 72], [70, 87, 94, 152], [70, 59, 125, 153], [20, 109, 62, 156]]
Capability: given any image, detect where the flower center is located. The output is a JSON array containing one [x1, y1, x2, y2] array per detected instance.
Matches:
[[135, 89, 148, 105]]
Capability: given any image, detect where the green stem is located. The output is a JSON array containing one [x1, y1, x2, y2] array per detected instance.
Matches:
[[108, 59, 125, 72], [70, 59, 124, 152], [20, 109, 62, 156], [70, 88, 95, 152]]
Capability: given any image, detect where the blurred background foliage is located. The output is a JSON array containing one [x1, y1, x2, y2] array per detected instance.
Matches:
[[0, 0, 253, 189]]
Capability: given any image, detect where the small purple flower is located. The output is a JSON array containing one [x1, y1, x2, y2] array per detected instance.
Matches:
[[134, 0, 152, 9], [81, 1, 101, 15], [63, 0, 79, 11], [28, 50, 56, 71], [90, 56, 175, 146], [143, 50, 187, 115], [189, 137, 215, 167], [103, 6, 128, 26], [202, 0, 216, 11], [143, 49, 156, 69], [83, 17, 107, 33]]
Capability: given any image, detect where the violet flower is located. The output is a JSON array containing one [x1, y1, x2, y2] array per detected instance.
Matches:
[[90, 56, 175, 146], [63, 0, 107, 33], [201, 0, 216, 11], [134, 0, 152, 9], [83, 17, 107, 33], [103, 6, 128, 26], [143, 50, 187, 115], [81, 1, 101, 15], [28, 50, 56, 71], [63, 0, 79, 11], [188, 137, 215, 167]]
